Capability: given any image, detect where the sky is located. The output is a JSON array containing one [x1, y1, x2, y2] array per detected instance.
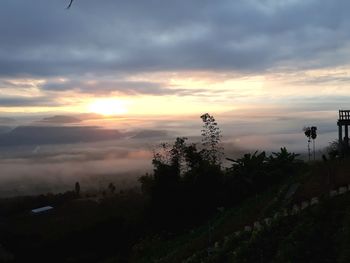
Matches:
[[1, 0, 350, 149], [2, 0, 350, 196]]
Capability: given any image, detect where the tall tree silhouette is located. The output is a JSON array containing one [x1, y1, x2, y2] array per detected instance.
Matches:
[[311, 126, 317, 160], [303, 127, 312, 161], [303, 126, 317, 161], [200, 113, 223, 165]]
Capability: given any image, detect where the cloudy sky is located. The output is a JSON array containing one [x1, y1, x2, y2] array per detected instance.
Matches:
[[1, 0, 350, 148], [2, 0, 350, 196]]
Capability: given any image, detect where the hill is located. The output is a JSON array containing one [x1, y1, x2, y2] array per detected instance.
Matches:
[[1, 155, 350, 262]]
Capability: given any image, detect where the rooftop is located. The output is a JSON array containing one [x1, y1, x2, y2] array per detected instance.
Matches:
[[31, 206, 53, 214]]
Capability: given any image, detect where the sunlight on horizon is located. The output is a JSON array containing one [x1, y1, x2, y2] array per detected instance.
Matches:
[[87, 98, 128, 116]]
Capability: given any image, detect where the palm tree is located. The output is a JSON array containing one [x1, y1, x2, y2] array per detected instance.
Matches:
[[303, 126, 317, 161], [303, 127, 312, 161], [311, 126, 317, 161]]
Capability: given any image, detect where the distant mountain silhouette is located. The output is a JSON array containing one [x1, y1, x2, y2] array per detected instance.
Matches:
[[40, 115, 81, 124], [0, 126, 123, 146]]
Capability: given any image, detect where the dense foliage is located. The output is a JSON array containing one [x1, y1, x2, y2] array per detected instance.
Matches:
[[139, 114, 302, 231]]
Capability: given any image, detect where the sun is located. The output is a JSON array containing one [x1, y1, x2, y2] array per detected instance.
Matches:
[[88, 98, 128, 116]]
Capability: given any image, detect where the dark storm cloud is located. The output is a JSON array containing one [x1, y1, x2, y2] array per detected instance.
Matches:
[[1, 0, 350, 82]]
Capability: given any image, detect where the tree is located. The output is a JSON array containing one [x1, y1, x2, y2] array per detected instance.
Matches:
[[152, 137, 188, 176], [326, 140, 340, 159], [268, 147, 301, 176], [227, 151, 267, 185], [311, 126, 317, 161], [303, 127, 312, 161], [200, 113, 223, 165], [303, 126, 317, 161], [269, 147, 299, 165], [138, 115, 225, 230], [143, 138, 188, 205]]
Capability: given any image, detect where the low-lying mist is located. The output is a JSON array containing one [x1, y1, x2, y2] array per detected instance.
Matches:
[[0, 137, 248, 198], [0, 109, 338, 198], [0, 139, 154, 197]]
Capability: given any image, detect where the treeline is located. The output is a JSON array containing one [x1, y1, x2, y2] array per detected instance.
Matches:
[[139, 113, 304, 231], [0, 114, 307, 262]]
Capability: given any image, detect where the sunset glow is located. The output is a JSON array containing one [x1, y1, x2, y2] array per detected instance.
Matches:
[[3, 2, 350, 259], [88, 99, 128, 116], [0, 0, 350, 150]]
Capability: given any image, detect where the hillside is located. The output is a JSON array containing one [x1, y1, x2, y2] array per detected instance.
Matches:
[[152, 192, 350, 263], [130, 158, 350, 263], [1, 156, 350, 262]]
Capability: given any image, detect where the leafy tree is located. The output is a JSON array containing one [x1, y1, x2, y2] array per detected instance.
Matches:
[[183, 143, 203, 170], [227, 151, 268, 188], [268, 147, 301, 177], [138, 114, 304, 230], [138, 114, 226, 229], [139, 138, 190, 229], [270, 147, 299, 162], [225, 148, 300, 205], [200, 113, 223, 165], [269, 147, 299, 167]]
